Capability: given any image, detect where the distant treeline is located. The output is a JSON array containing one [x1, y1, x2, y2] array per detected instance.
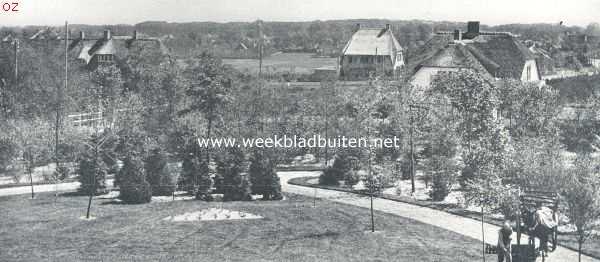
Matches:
[[0, 19, 590, 59]]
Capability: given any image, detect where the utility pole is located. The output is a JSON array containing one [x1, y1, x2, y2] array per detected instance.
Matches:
[[409, 105, 416, 194], [256, 20, 265, 134], [257, 20, 263, 78], [13, 40, 18, 82], [55, 21, 68, 181], [367, 124, 375, 232]]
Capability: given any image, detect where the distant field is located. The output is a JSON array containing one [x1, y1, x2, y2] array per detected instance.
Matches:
[[223, 52, 338, 74], [0, 192, 494, 261]]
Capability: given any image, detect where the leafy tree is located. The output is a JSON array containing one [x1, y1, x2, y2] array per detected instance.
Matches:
[[496, 80, 560, 139], [421, 105, 461, 200], [562, 153, 600, 262], [179, 52, 233, 166], [90, 64, 124, 124], [249, 150, 282, 200], [432, 71, 510, 186], [429, 156, 460, 201], [145, 148, 176, 196], [118, 154, 152, 204], [217, 147, 251, 201]]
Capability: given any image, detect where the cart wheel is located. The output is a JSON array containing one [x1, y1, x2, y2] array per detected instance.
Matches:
[[551, 226, 558, 251]]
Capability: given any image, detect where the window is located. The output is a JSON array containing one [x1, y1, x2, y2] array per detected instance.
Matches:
[[526, 65, 531, 81], [348, 56, 353, 64], [97, 54, 113, 63]]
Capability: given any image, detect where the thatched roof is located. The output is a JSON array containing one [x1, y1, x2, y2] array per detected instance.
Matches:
[[409, 33, 537, 80], [468, 35, 534, 78]]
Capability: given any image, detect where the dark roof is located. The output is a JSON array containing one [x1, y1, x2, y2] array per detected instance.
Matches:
[[410, 33, 537, 79], [68, 36, 164, 64], [88, 39, 116, 56], [468, 35, 534, 78]]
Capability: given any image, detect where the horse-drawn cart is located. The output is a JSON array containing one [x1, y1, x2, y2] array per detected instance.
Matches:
[[515, 189, 559, 261]]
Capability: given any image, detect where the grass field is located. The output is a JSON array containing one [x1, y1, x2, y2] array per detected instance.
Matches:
[[223, 52, 338, 75], [0, 192, 496, 262]]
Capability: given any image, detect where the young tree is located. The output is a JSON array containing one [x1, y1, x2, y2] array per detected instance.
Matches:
[[11, 120, 53, 198], [562, 153, 600, 262], [217, 147, 251, 201], [145, 148, 175, 196], [249, 150, 283, 200], [118, 154, 152, 204], [77, 134, 110, 196]]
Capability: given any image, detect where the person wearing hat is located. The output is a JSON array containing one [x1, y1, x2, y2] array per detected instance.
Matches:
[[498, 220, 513, 262]]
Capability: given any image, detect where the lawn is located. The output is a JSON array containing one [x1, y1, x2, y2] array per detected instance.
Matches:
[[223, 52, 338, 75], [289, 176, 600, 260], [0, 192, 495, 262]]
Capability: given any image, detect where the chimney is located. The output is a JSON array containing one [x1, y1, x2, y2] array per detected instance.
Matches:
[[467, 21, 480, 36], [355, 23, 361, 32], [453, 29, 462, 41], [79, 31, 85, 40], [103, 29, 111, 40], [133, 30, 138, 40], [385, 24, 391, 31]]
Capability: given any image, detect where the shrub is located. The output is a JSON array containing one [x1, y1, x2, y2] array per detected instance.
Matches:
[[400, 154, 413, 180], [344, 169, 361, 187], [318, 153, 352, 186], [459, 164, 476, 189], [195, 159, 213, 201], [249, 150, 282, 200], [217, 147, 252, 201], [177, 142, 212, 200], [430, 172, 452, 201], [145, 148, 176, 196], [53, 164, 70, 181], [118, 154, 152, 204], [319, 167, 340, 186], [0, 138, 17, 173], [331, 153, 351, 178]]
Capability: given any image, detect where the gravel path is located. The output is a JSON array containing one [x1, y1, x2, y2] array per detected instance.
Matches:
[[278, 171, 599, 262]]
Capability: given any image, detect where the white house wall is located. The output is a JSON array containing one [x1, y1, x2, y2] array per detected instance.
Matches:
[[520, 59, 540, 82]]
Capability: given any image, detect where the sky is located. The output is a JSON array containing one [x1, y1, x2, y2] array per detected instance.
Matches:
[[2, 0, 600, 27]]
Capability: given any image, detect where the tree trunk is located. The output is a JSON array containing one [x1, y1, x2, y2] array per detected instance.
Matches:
[[578, 241, 582, 262], [206, 117, 212, 164], [29, 168, 34, 199]]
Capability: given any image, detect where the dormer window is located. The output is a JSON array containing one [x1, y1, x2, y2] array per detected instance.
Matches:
[[97, 54, 113, 63]]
